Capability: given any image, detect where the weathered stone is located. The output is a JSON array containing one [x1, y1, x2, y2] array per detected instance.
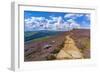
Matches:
[[56, 36, 83, 59]]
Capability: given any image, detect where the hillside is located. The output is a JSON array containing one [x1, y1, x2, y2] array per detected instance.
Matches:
[[24, 29, 90, 61]]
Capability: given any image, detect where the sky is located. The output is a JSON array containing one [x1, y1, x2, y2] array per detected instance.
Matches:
[[24, 11, 90, 31]]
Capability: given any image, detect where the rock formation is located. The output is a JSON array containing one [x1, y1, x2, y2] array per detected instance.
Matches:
[[56, 36, 83, 59]]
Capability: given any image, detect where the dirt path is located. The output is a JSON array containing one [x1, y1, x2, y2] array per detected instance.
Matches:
[[56, 35, 83, 59]]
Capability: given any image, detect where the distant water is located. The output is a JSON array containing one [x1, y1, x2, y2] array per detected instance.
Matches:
[[24, 30, 63, 42]]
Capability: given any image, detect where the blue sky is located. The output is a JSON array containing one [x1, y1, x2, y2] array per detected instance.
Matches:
[[24, 11, 90, 31]]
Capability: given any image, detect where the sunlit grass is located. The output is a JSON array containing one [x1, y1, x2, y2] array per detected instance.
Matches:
[[25, 36, 51, 43], [24, 31, 37, 37]]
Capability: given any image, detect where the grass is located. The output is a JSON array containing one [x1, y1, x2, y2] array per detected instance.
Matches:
[[25, 36, 51, 43], [24, 31, 37, 37]]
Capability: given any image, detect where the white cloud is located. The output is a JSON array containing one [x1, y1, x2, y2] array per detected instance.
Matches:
[[50, 16, 58, 21], [24, 15, 81, 31], [64, 13, 84, 19], [66, 19, 80, 30], [25, 17, 47, 31], [70, 22, 80, 29], [76, 14, 83, 17], [44, 16, 63, 30], [64, 14, 88, 29], [85, 14, 90, 20], [64, 14, 75, 18], [67, 19, 74, 23]]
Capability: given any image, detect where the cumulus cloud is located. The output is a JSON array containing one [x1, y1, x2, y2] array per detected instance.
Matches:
[[64, 13, 90, 29], [25, 16, 64, 31], [24, 13, 90, 31], [64, 13, 84, 19], [66, 19, 80, 29], [25, 16, 81, 31], [64, 14, 75, 18], [70, 22, 80, 29]]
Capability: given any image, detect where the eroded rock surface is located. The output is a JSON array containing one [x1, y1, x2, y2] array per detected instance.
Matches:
[[56, 36, 83, 59]]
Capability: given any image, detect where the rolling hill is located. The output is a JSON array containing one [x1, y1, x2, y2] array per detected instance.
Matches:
[[24, 29, 90, 61]]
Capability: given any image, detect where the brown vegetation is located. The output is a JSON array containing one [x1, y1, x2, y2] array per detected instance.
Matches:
[[24, 29, 90, 61]]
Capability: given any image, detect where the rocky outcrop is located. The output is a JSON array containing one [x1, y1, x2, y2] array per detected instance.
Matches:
[[56, 36, 83, 59]]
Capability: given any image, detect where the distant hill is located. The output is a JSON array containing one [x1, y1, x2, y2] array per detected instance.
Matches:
[[24, 30, 64, 42]]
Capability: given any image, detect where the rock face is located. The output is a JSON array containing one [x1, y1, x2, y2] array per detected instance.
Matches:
[[56, 36, 83, 59]]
